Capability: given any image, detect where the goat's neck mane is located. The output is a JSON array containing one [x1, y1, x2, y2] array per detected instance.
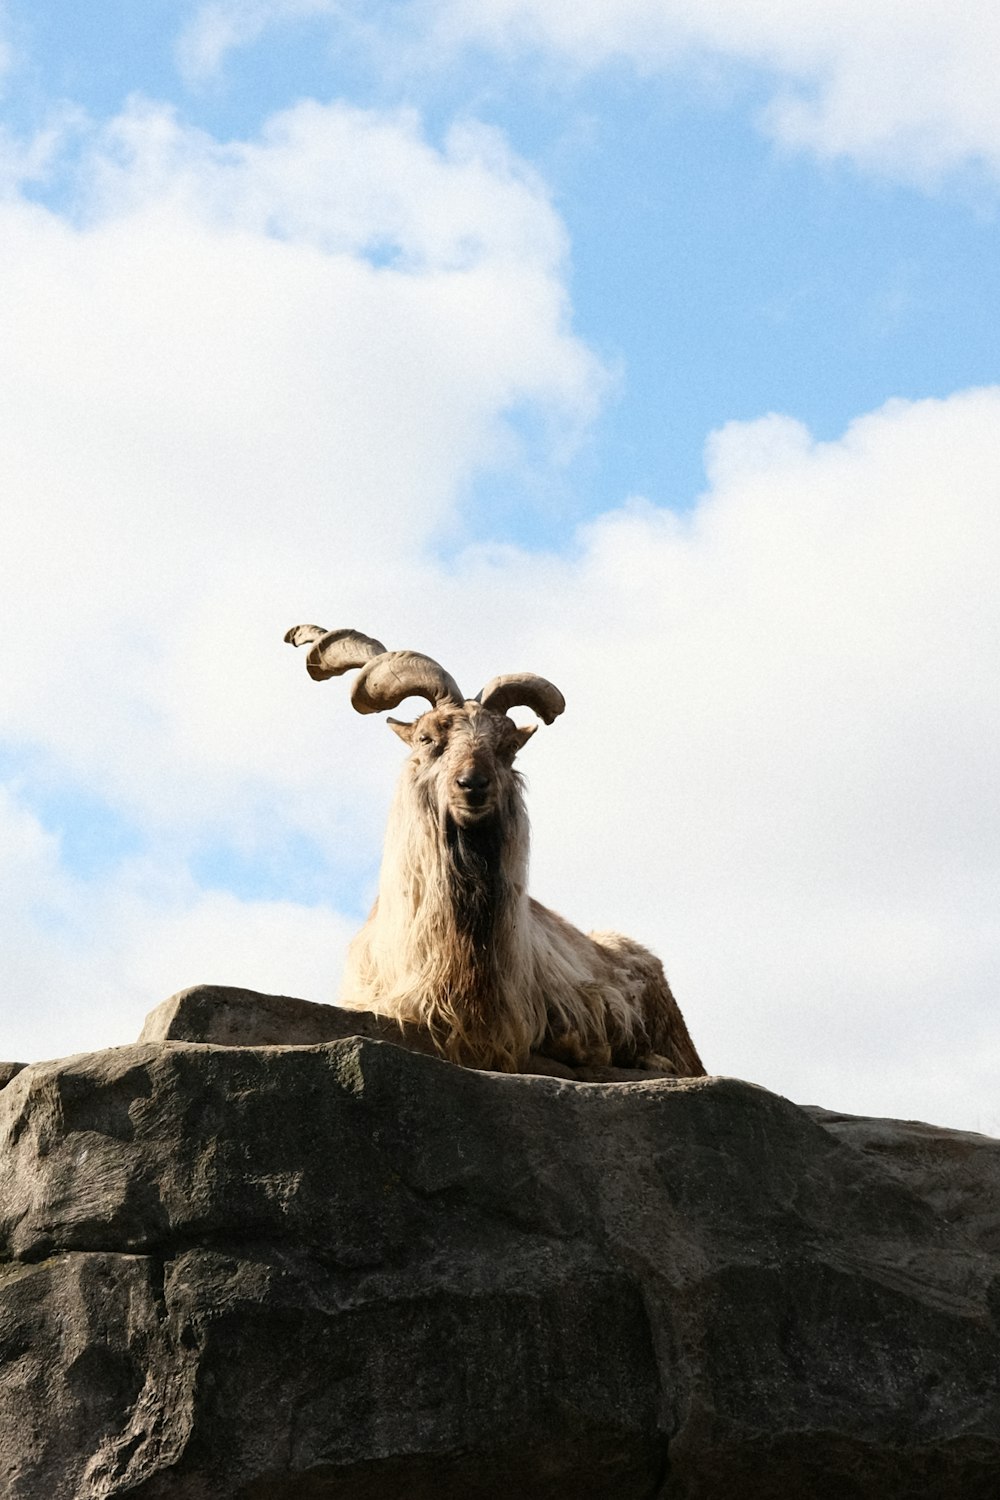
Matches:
[[377, 767, 530, 971], [358, 762, 539, 1068]]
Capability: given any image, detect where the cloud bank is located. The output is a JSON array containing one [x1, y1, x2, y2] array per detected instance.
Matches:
[[0, 96, 601, 1052], [177, 0, 1000, 185], [426, 0, 1000, 181], [0, 98, 599, 820]]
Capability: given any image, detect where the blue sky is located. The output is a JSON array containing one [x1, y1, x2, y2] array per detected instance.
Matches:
[[8, 3, 1000, 527], [1, 0, 998, 1131]]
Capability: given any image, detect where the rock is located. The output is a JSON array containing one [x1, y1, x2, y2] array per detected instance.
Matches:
[[136, 985, 675, 1082], [138, 983, 438, 1054], [0, 1063, 26, 1090], [802, 1105, 1000, 1252], [0, 989, 997, 1498]]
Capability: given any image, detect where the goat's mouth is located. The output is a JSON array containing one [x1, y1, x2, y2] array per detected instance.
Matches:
[[448, 794, 496, 827]]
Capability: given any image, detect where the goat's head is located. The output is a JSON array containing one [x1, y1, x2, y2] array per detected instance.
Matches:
[[285, 624, 565, 829], [389, 701, 535, 828]]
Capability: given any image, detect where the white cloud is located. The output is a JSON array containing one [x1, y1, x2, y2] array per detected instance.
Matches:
[[411, 387, 1000, 1133], [176, 0, 340, 82], [80, 97, 568, 273], [0, 788, 353, 1062], [172, 2, 1000, 182], [172, 1, 1000, 182], [0, 97, 601, 833], [421, 0, 1000, 182]]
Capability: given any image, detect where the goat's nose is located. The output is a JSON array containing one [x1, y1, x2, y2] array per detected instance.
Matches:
[[457, 769, 490, 793]]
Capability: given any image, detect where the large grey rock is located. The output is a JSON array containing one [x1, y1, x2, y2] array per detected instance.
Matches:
[[138, 983, 439, 1053], [136, 984, 657, 1080], [0, 990, 997, 1498]]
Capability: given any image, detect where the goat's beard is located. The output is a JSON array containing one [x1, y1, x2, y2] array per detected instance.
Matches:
[[443, 811, 506, 955]]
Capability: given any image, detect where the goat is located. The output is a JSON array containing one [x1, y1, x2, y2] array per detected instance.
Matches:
[[286, 624, 705, 1077]]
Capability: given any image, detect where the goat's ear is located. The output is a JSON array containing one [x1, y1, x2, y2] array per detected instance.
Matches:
[[512, 722, 538, 753], [387, 717, 416, 745]]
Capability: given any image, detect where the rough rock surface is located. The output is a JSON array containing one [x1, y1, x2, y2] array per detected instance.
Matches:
[[139, 984, 440, 1053], [1, 987, 998, 1499]]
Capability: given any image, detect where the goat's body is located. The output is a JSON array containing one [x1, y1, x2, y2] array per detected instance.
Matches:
[[286, 622, 704, 1077], [340, 761, 704, 1076]]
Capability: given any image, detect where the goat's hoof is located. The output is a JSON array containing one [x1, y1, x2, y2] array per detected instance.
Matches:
[[638, 1052, 679, 1075]]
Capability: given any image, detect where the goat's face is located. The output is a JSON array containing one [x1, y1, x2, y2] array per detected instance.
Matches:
[[390, 703, 536, 828]]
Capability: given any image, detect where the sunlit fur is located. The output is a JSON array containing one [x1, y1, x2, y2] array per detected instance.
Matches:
[[339, 701, 705, 1076]]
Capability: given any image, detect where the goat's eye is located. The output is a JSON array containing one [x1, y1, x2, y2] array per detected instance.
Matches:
[[418, 733, 433, 745]]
